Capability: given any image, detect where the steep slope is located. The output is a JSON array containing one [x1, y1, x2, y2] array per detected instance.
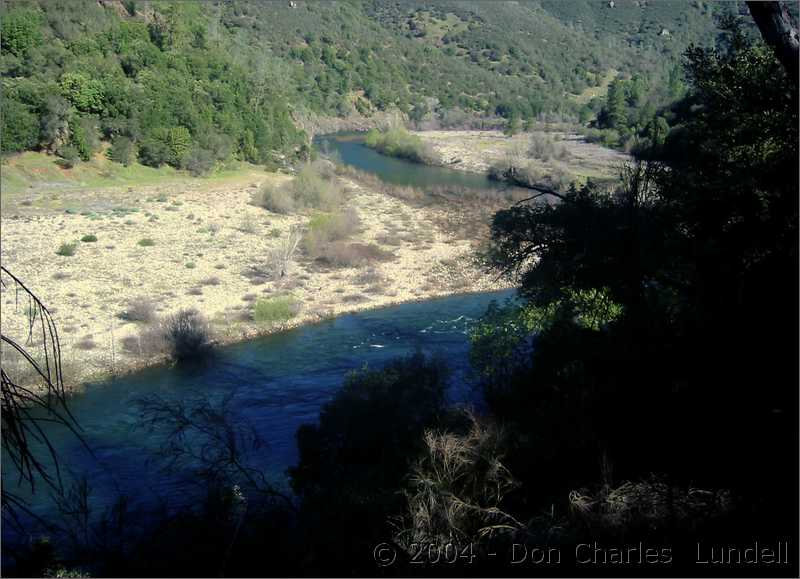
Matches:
[[1, 0, 732, 165]]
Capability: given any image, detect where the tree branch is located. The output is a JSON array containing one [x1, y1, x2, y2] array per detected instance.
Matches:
[[747, 1, 799, 84]]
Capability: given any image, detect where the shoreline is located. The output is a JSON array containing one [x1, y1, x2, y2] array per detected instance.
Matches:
[[1, 165, 511, 395], [411, 129, 629, 180], [81, 282, 516, 392]]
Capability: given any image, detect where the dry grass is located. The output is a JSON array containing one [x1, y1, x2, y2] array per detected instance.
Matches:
[[395, 411, 523, 551], [119, 297, 157, 323]]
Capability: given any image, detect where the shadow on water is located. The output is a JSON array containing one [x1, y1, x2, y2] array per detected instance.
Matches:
[[3, 289, 517, 547]]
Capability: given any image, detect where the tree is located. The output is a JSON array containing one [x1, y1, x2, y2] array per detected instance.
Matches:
[[747, 1, 799, 84], [1, 99, 39, 152], [1, 9, 42, 57], [481, 17, 797, 509]]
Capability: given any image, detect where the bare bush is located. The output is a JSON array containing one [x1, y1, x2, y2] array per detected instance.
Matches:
[[266, 226, 302, 280], [119, 297, 157, 323], [163, 308, 211, 361], [528, 132, 571, 161], [567, 476, 732, 534], [255, 182, 295, 214], [315, 242, 394, 268], [303, 208, 361, 257]]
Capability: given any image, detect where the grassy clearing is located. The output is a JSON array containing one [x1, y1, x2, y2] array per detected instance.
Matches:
[[253, 295, 299, 324], [0, 151, 270, 214]]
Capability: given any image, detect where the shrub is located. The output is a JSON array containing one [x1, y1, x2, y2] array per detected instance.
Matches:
[[255, 182, 295, 214], [119, 297, 157, 323], [528, 133, 570, 161], [186, 146, 216, 176], [364, 127, 439, 164], [138, 136, 171, 167], [80, 234, 98, 243], [56, 242, 77, 256], [75, 336, 97, 351], [290, 352, 449, 505], [108, 135, 135, 166], [254, 164, 343, 215], [1, 99, 39, 153], [266, 227, 302, 280], [163, 308, 211, 361], [125, 324, 168, 357], [288, 163, 342, 211], [253, 295, 299, 324], [316, 242, 393, 268], [303, 208, 360, 256], [395, 412, 521, 551], [137, 238, 155, 247], [55, 146, 81, 169]]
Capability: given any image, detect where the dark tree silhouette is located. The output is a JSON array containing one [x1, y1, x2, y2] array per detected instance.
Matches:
[[747, 1, 799, 83]]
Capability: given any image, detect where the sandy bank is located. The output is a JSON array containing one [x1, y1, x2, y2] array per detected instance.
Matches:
[[1, 168, 510, 391], [413, 129, 629, 180]]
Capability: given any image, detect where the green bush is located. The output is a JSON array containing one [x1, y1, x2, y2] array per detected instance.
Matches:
[[254, 164, 343, 215], [1, 99, 39, 153], [108, 135, 135, 166], [364, 127, 439, 164], [80, 234, 98, 242], [56, 146, 81, 168], [137, 238, 155, 247], [290, 352, 449, 501], [0, 8, 42, 57], [56, 242, 78, 256], [253, 295, 298, 324], [303, 208, 360, 256], [69, 117, 100, 161]]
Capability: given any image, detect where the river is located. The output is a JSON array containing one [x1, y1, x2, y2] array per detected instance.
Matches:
[[2, 133, 519, 556]]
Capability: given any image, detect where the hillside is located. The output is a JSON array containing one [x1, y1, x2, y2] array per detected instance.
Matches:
[[1, 0, 736, 168]]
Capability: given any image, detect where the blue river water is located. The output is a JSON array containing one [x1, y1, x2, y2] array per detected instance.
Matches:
[[3, 132, 519, 555]]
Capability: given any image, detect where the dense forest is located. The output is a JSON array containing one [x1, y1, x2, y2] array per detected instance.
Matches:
[[1, 1, 798, 577], [2, 0, 742, 167]]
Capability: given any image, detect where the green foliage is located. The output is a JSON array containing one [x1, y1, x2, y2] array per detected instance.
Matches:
[[59, 72, 104, 114], [365, 127, 438, 164], [1, 0, 727, 166], [253, 295, 297, 324], [1, 8, 42, 57], [2, 2, 305, 167], [255, 163, 342, 214], [68, 117, 99, 161], [56, 242, 77, 256], [1, 99, 39, 152], [303, 208, 360, 257], [80, 234, 97, 242], [291, 351, 448, 503], [137, 238, 155, 247], [108, 135, 134, 166]]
